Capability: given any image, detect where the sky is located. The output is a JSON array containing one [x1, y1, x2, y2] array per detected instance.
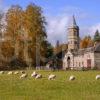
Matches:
[[0, 0, 100, 45]]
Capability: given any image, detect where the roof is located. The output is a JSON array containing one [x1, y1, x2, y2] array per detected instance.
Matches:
[[70, 43, 100, 56], [53, 44, 68, 59], [53, 44, 68, 55], [68, 15, 79, 29]]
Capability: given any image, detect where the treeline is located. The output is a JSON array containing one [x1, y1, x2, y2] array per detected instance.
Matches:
[[0, 3, 53, 69]]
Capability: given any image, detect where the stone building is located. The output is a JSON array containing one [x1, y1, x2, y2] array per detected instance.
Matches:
[[63, 16, 100, 70]]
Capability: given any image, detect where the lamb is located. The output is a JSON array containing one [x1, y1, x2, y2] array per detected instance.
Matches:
[[69, 75, 75, 81], [14, 71, 19, 75], [35, 74, 42, 79], [0, 71, 4, 74], [96, 75, 100, 80], [20, 73, 28, 79], [48, 74, 56, 80], [8, 71, 13, 75], [31, 71, 37, 77]]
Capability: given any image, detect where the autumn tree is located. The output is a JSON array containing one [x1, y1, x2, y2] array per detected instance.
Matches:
[[0, 12, 4, 38], [3, 4, 53, 68], [80, 35, 94, 49], [24, 3, 52, 67], [5, 5, 24, 58]]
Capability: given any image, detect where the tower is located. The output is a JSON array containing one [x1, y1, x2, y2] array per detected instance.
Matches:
[[67, 15, 79, 50]]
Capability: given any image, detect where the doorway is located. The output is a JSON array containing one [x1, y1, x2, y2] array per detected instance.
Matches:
[[67, 56, 71, 68], [87, 59, 91, 68]]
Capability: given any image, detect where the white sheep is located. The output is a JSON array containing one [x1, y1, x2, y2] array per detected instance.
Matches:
[[48, 74, 56, 80], [0, 71, 4, 74], [69, 75, 75, 81], [14, 71, 19, 75], [20, 71, 25, 74], [96, 75, 100, 80], [31, 71, 37, 77], [35, 74, 42, 79], [20, 73, 28, 79], [8, 71, 13, 75], [71, 67, 74, 70]]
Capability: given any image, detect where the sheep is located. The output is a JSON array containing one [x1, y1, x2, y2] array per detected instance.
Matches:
[[0, 71, 4, 74], [14, 71, 19, 75], [69, 75, 75, 81], [8, 71, 13, 75], [20, 73, 28, 79], [20, 71, 25, 74], [96, 75, 100, 80], [31, 71, 37, 77], [48, 74, 56, 80], [35, 74, 42, 79], [71, 67, 74, 70]]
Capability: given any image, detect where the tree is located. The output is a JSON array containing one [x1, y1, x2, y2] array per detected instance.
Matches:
[[6, 5, 24, 58], [0, 12, 3, 38], [80, 35, 94, 49], [24, 3, 52, 67], [1, 3, 53, 68], [1, 41, 14, 58], [94, 30, 100, 42]]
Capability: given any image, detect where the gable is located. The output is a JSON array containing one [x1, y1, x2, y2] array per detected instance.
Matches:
[[64, 51, 73, 58]]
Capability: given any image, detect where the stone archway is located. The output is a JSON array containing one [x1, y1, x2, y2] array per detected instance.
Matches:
[[67, 56, 71, 69]]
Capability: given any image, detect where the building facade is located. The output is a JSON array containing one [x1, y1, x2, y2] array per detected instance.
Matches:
[[63, 16, 100, 70]]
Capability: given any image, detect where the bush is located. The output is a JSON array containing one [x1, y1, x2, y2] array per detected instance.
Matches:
[[91, 66, 98, 70]]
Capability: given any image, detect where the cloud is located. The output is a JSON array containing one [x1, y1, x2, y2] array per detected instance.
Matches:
[[46, 14, 69, 46], [46, 6, 89, 46], [0, 0, 3, 9], [45, 6, 100, 45], [80, 23, 100, 39], [89, 23, 100, 35]]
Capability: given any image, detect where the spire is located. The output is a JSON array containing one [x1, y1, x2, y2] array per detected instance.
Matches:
[[68, 15, 79, 29], [72, 15, 77, 26]]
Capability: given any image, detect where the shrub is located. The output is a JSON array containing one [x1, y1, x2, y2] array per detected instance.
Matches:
[[91, 66, 98, 70]]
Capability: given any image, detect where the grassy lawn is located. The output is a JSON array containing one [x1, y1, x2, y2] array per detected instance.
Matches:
[[0, 70, 100, 100]]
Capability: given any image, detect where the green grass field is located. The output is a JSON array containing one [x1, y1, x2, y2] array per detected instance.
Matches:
[[0, 70, 100, 100]]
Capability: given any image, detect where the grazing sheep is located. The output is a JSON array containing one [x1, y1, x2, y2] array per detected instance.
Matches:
[[20, 71, 25, 74], [20, 73, 28, 79], [48, 74, 56, 80], [35, 74, 42, 79], [0, 71, 4, 74], [14, 71, 19, 75], [96, 75, 100, 80], [31, 71, 37, 77], [71, 67, 74, 70], [69, 75, 75, 81], [8, 71, 13, 75]]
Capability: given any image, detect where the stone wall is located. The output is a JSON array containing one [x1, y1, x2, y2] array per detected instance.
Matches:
[[94, 53, 100, 69], [73, 52, 94, 68]]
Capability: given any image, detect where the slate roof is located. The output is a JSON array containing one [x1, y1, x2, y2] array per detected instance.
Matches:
[[68, 15, 79, 29], [71, 43, 100, 56]]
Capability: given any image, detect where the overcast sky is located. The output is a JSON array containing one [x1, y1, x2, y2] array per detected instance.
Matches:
[[0, 0, 100, 45]]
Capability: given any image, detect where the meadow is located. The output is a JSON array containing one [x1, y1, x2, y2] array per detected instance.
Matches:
[[0, 70, 100, 100]]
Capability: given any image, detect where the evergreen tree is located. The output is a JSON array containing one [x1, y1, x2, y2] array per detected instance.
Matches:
[[94, 30, 100, 42]]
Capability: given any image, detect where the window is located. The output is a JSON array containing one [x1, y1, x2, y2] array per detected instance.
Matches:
[[74, 41, 77, 44], [76, 62, 77, 67]]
